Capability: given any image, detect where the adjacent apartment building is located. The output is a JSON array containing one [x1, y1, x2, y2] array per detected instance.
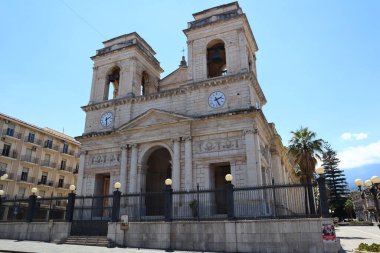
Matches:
[[0, 113, 79, 199]]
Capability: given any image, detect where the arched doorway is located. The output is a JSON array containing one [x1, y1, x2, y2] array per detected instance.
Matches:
[[145, 147, 172, 216]]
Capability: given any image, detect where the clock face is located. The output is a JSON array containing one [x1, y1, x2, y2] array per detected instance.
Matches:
[[100, 112, 113, 127], [208, 91, 226, 109]]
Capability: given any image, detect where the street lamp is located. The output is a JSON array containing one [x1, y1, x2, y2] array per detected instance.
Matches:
[[315, 167, 329, 218], [69, 185, 76, 193], [114, 182, 121, 191], [165, 178, 172, 186], [225, 174, 233, 183], [355, 176, 380, 222], [31, 187, 38, 195]]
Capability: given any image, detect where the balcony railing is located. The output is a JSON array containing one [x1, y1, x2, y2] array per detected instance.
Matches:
[[37, 180, 54, 187], [0, 149, 18, 159], [2, 129, 22, 139], [24, 136, 42, 146], [59, 166, 73, 173], [17, 175, 36, 184], [20, 155, 39, 164], [56, 183, 70, 189], [61, 149, 77, 157], [40, 160, 57, 169]]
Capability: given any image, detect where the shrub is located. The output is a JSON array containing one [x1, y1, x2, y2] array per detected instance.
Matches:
[[358, 243, 380, 252]]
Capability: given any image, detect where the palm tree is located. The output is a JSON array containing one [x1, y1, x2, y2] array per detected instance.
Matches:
[[288, 127, 323, 214]]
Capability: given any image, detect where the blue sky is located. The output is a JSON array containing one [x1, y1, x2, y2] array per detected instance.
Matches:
[[1, 1, 379, 185]]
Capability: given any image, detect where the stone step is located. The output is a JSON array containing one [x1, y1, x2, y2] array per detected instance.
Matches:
[[63, 236, 110, 247]]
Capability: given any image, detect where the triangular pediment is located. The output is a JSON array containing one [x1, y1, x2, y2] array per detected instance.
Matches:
[[118, 109, 193, 131]]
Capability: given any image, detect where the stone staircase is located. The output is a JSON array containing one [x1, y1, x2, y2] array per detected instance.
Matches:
[[62, 236, 110, 247]]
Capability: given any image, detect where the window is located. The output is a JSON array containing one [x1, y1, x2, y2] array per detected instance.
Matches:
[[60, 160, 67, 170], [58, 176, 64, 188], [21, 168, 29, 181], [62, 143, 69, 154], [2, 144, 11, 156], [141, 71, 149, 95], [0, 184, 3, 190], [25, 148, 32, 161], [40, 172, 48, 185], [6, 124, 15, 137], [43, 154, 51, 166], [0, 162, 7, 176], [105, 67, 120, 100], [207, 39, 226, 78], [17, 187, 26, 198], [44, 139, 53, 149], [27, 132, 35, 143]]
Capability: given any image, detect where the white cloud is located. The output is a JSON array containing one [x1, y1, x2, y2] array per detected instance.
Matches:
[[340, 132, 368, 141], [338, 140, 380, 169]]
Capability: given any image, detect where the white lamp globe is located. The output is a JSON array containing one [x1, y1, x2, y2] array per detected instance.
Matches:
[[225, 174, 233, 182], [354, 179, 363, 187], [69, 185, 76, 191], [31, 187, 38, 194], [165, 178, 172, 186], [370, 176, 380, 184], [364, 180, 372, 187], [114, 182, 121, 190], [315, 167, 325, 175]]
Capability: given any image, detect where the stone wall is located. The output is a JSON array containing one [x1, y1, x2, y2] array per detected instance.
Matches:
[[108, 218, 341, 253], [0, 222, 70, 243]]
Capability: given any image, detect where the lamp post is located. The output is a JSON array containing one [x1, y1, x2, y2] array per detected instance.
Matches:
[[225, 174, 235, 220], [164, 178, 173, 222], [111, 182, 121, 222], [355, 176, 380, 222], [27, 187, 38, 222], [0, 189, 4, 207], [316, 167, 329, 218], [65, 185, 76, 222]]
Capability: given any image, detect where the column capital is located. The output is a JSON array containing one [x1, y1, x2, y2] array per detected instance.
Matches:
[[243, 128, 257, 135], [80, 150, 88, 156], [171, 137, 181, 143], [120, 145, 128, 150], [128, 143, 138, 149], [182, 136, 192, 142]]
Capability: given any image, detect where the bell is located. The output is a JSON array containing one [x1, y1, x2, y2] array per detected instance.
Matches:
[[211, 48, 223, 63]]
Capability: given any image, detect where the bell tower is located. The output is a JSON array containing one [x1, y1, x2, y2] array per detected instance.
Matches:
[[88, 32, 163, 104], [184, 2, 258, 82]]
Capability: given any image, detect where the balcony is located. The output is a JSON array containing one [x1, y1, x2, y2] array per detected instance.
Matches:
[[0, 149, 18, 159], [37, 180, 54, 187], [2, 129, 22, 140], [43, 142, 59, 152], [20, 155, 39, 164], [40, 160, 57, 169], [59, 166, 73, 173], [56, 182, 70, 189], [17, 175, 36, 184], [24, 136, 42, 146], [61, 149, 77, 157]]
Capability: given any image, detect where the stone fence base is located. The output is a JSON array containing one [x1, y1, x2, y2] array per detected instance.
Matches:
[[0, 222, 70, 243], [108, 218, 341, 253]]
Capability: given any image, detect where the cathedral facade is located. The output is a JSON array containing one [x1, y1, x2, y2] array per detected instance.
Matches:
[[76, 2, 296, 205]]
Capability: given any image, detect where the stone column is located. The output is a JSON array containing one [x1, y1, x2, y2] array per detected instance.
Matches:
[[128, 144, 138, 193], [76, 151, 86, 195], [271, 151, 282, 183], [119, 146, 128, 194], [184, 137, 193, 190], [243, 129, 258, 186], [172, 138, 181, 191], [253, 129, 263, 186]]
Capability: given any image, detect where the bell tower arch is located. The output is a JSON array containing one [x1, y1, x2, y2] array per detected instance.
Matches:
[[184, 2, 258, 82], [88, 32, 163, 104]]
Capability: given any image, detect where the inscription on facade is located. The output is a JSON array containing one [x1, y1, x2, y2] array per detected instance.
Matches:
[[86, 152, 121, 168], [194, 138, 241, 154]]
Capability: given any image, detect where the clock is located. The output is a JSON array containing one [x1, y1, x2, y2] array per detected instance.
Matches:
[[208, 91, 226, 108], [100, 112, 113, 127]]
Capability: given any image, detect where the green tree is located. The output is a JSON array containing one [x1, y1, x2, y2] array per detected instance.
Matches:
[[322, 143, 350, 219], [288, 127, 323, 214], [344, 199, 354, 219]]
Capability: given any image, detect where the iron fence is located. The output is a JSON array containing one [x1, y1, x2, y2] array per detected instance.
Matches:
[[0, 182, 321, 223]]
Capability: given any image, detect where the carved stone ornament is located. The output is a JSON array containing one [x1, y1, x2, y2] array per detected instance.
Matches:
[[86, 152, 121, 168], [195, 138, 242, 154], [243, 128, 258, 135]]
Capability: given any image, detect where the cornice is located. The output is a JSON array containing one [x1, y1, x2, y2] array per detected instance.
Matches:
[[82, 72, 257, 112]]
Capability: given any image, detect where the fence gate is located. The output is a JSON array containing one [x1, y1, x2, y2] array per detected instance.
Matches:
[[70, 220, 108, 236]]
